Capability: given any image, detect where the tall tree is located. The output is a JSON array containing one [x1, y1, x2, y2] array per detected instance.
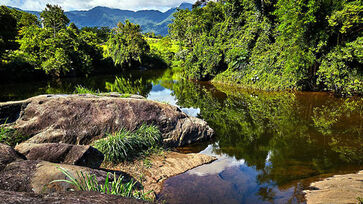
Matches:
[[105, 20, 150, 67], [40, 4, 69, 37]]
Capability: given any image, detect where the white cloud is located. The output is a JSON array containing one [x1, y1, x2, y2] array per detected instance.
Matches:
[[2, 0, 196, 11]]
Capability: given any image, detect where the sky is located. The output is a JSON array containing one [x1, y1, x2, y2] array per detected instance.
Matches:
[[2, 0, 196, 12]]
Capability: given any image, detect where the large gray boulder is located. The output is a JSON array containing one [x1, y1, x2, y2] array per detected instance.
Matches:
[[15, 143, 104, 169], [0, 94, 214, 147], [0, 160, 133, 194]]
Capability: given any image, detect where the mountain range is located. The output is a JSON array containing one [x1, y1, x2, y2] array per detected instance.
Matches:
[[20, 3, 193, 36]]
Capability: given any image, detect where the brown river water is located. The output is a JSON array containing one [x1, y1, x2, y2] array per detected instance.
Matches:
[[1, 69, 362, 204]]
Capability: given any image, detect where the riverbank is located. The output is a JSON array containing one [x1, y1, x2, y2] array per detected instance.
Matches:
[[304, 170, 363, 204], [0, 94, 216, 202], [104, 151, 216, 197]]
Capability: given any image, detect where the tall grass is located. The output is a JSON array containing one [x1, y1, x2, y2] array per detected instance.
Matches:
[[93, 124, 162, 163], [50, 167, 152, 201], [74, 85, 133, 98], [74, 85, 99, 95]]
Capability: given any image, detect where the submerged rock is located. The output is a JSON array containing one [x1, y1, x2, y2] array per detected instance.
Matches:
[[0, 160, 132, 194], [15, 143, 104, 169], [0, 190, 148, 204], [0, 143, 25, 171], [304, 170, 363, 204], [0, 94, 214, 147]]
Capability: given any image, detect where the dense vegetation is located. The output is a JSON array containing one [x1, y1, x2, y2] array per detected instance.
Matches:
[[168, 0, 362, 95], [0, 4, 166, 81], [1, 1, 362, 96]]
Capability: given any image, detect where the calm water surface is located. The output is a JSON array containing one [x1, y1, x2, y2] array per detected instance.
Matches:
[[0, 69, 362, 204]]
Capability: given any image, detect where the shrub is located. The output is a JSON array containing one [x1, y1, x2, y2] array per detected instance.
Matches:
[[93, 124, 162, 163]]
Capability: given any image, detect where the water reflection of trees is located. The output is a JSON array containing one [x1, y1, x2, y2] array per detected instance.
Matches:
[[104, 69, 167, 97], [169, 80, 362, 201], [105, 76, 152, 97]]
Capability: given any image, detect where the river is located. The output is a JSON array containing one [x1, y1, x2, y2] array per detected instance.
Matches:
[[0, 69, 362, 204]]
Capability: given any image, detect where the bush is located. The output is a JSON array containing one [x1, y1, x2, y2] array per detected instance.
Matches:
[[93, 124, 162, 163]]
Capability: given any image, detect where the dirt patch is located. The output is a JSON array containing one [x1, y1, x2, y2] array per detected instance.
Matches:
[[103, 151, 216, 197], [304, 170, 363, 204]]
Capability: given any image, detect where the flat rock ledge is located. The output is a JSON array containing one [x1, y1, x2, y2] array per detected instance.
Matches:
[[0, 190, 148, 204], [106, 151, 217, 195], [0, 94, 214, 147], [15, 143, 104, 169], [303, 170, 363, 204]]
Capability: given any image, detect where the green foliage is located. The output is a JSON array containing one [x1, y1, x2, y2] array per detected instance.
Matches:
[[93, 124, 162, 163], [74, 85, 99, 95], [169, 0, 363, 95], [0, 119, 29, 147], [317, 37, 363, 96], [51, 167, 153, 201], [0, 120, 15, 146], [146, 36, 180, 66], [81, 26, 111, 42], [40, 4, 70, 37], [0, 6, 38, 59], [104, 20, 149, 67], [15, 23, 101, 77]]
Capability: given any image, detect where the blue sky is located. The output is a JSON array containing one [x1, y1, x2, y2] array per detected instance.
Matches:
[[2, 0, 196, 11]]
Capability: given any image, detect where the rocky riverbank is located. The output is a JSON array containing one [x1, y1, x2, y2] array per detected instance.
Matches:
[[105, 151, 216, 196], [304, 170, 363, 204], [0, 94, 216, 203]]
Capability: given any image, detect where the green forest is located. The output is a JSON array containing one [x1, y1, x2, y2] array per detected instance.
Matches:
[[0, 0, 362, 96]]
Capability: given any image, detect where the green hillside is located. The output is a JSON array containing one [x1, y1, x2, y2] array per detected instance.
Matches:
[[22, 3, 193, 36]]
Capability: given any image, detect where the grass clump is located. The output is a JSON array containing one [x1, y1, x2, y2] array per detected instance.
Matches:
[[51, 167, 152, 201], [74, 85, 99, 95], [74, 85, 133, 98], [119, 93, 132, 98], [93, 124, 162, 163]]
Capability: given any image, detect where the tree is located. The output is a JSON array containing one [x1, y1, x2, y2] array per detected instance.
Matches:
[[0, 6, 18, 57], [0, 6, 39, 59], [104, 20, 150, 67], [40, 4, 69, 38], [168, 0, 362, 95], [16, 23, 100, 77]]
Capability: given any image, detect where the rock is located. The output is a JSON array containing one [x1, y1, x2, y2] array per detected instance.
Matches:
[[0, 190, 149, 204], [0, 100, 29, 123], [108, 152, 217, 194], [99, 92, 146, 99], [0, 143, 25, 171], [0, 160, 133, 194], [0, 94, 214, 147], [15, 143, 104, 169], [303, 170, 363, 204]]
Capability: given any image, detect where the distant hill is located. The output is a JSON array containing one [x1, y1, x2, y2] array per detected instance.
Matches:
[[18, 3, 193, 36]]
